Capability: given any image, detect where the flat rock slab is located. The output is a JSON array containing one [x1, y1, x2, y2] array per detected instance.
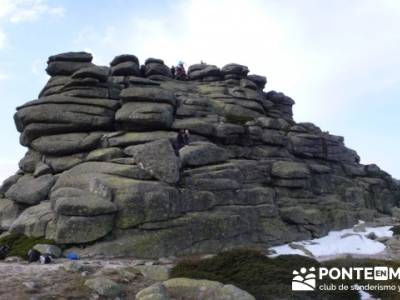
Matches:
[[136, 278, 255, 300], [116, 102, 174, 130], [0, 199, 21, 230], [54, 214, 114, 243], [180, 142, 229, 167], [120, 86, 176, 106], [9, 201, 55, 237], [271, 160, 310, 179], [5, 175, 54, 205], [84, 277, 121, 297], [54, 194, 117, 217], [31, 132, 103, 155], [124, 139, 180, 184]]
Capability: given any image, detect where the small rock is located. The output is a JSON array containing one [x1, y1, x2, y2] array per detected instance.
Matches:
[[392, 207, 400, 220], [366, 232, 378, 240], [201, 254, 215, 260], [135, 265, 170, 281], [22, 281, 39, 291], [387, 237, 400, 250], [132, 260, 146, 266], [84, 277, 121, 297], [288, 243, 314, 257], [376, 236, 390, 244], [5, 256, 22, 263], [158, 257, 174, 264], [266, 249, 277, 256], [353, 222, 367, 232], [63, 260, 83, 272], [162, 278, 256, 300], [340, 233, 362, 239], [136, 283, 170, 300], [117, 269, 138, 281]]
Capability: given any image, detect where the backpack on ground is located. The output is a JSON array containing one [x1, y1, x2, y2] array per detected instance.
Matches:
[[40, 253, 52, 264], [28, 249, 40, 263], [0, 245, 10, 260]]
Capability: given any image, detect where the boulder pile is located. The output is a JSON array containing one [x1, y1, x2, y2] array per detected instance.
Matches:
[[0, 51, 399, 258]]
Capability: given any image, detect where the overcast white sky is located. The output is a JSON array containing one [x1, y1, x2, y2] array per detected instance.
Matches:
[[0, 0, 399, 181]]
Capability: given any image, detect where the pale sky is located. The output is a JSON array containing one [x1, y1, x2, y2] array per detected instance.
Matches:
[[0, 0, 399, 181]]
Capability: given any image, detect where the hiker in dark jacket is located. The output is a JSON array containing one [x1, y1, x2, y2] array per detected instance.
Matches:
[[171, 65, 176, 78], [173, 129, 190, 156]]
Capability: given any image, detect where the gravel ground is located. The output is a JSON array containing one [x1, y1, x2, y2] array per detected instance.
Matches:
[[0, 259, 158, 300]]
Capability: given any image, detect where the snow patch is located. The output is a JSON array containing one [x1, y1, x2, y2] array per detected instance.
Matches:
[[269, 223, 393, 258]]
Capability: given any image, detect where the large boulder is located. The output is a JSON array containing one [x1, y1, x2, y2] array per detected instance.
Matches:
[[48, 52, 93, 63], [0, 199, 21, 231], [46, 52, 94, 76], [30, 132, 103, 155], [124, 139, 180, 184], [188, 64, 221, 80], [9, 201, 55, 237], [71, 66, 109, 81], [271, 161, 310, 179], [53, 214, 114, 243], [1, 51, 399, 259], [180, 142, 229, 167], [84, 277, 121, 297], [111, 61, 140, 76], [5, 175, 54, 205], [116, 102, 174, 130], [110, 54, 139, 66], [120, 86, 176, 106], [156, 278, 255, 300], [46, 61, 94, 76], [144, 58, 172, 78], [221, 63, 249, 79], [54, 194, 117, 216]]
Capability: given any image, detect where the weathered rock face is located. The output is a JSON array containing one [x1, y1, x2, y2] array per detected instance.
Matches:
[[1, 51, 399, 258]]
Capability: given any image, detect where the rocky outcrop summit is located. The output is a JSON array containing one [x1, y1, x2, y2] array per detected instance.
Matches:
[[1, 51, 399, 258]]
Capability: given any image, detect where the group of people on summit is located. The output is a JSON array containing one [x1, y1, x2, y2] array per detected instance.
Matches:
[[170, 61, 187, 80]]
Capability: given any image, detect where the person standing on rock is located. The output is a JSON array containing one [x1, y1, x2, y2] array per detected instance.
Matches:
[[175, 62, 187, 80], [173, 129, 190, 156], [171, 65, 176, 78]]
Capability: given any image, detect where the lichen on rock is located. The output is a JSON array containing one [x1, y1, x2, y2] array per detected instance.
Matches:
[[0, 51, 398, 258]]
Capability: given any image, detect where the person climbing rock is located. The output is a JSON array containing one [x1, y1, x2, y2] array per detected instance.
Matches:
[[175, 61, 187, 80], [171, 65, 176, 78], [173, 129, 190, 156]]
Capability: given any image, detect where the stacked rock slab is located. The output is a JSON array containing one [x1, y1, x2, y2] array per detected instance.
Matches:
[[1, 51, 399, 258]]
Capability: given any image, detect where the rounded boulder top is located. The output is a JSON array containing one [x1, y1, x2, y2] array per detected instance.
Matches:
[[1, 50, 399, 259], [110, 54, 140, 67], [47, 51, 93, 63]]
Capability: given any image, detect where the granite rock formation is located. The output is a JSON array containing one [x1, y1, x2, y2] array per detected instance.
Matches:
[[1, 51, 399, 258]]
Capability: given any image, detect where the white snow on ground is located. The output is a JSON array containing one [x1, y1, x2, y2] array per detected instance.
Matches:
[[358, 289, 375, 300], [269, 222, 393, 300], [269, 223, 393, 258]]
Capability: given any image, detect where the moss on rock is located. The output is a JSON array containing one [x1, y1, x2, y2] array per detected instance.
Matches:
[[390, 225, 400, 235], [0, 233, 55, 260], [170, 248, 360, 300]]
